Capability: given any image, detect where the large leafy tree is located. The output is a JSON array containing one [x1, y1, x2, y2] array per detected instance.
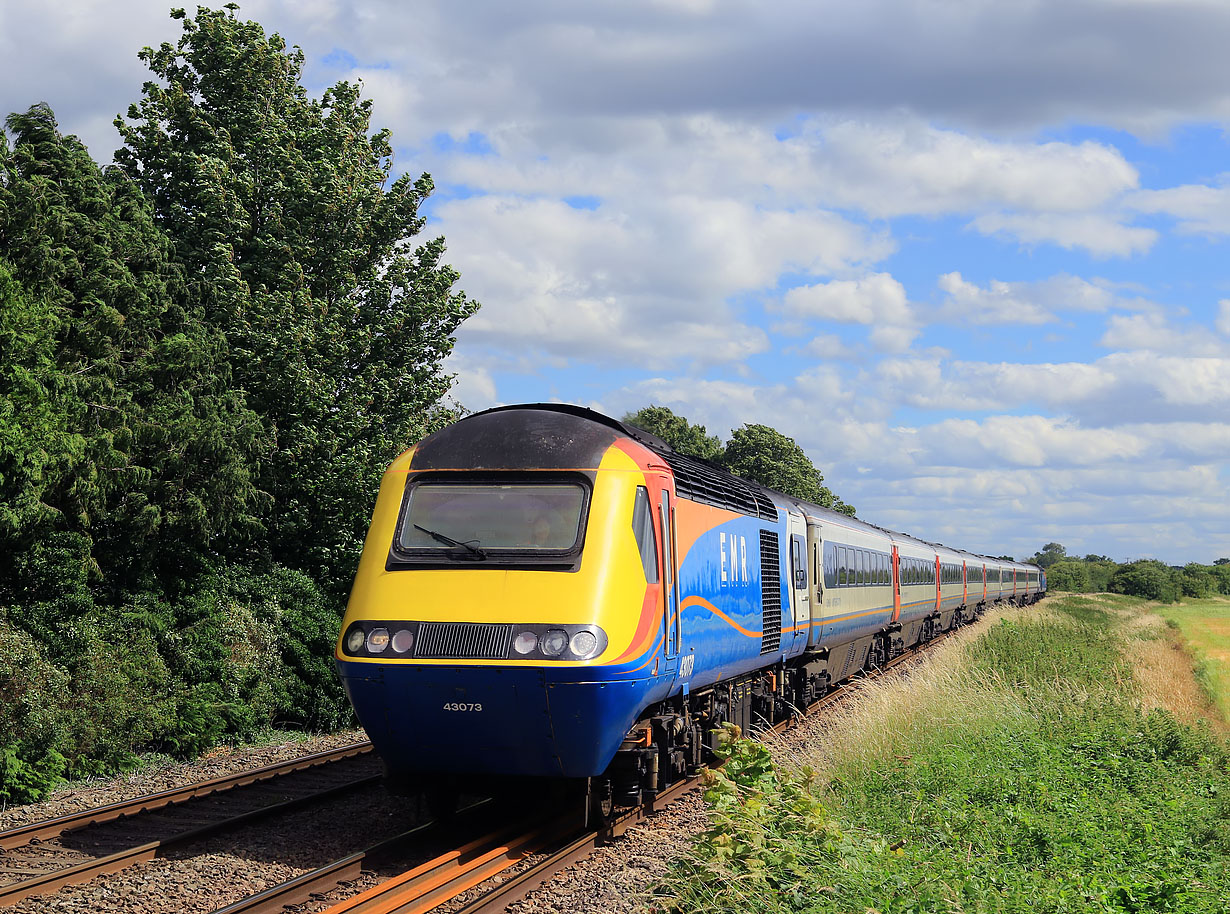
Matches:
[[114, 6, 477, 593], [623, 405, 724, 462], [722, 423, 855, 516], [0, 103, 266, 596]]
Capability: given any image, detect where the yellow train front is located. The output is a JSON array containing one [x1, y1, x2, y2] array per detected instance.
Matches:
[[336, 404, 686, 788]]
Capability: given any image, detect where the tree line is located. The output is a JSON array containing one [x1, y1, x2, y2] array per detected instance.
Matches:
[[1027, 543, 1230, 603], [0, 7, 475, 803]]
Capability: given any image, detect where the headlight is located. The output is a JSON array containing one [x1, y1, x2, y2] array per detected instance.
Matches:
[[366, 627, 390, 653], [513, 631, 538, 654], [541, 629, 568, 656], [345, 627, 366, 654], [569, 630, 598, 658], [391, 629, 414, 654]]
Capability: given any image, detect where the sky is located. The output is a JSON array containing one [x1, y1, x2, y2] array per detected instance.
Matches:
[[3, 0, 1230, 565]]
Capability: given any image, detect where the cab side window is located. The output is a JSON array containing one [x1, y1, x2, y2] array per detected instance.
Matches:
[[631, 486, 659, 583]]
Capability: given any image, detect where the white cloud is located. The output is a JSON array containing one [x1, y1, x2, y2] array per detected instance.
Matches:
[[782, 273, 910, 324], [935, 272, 1142, 326], [971, 212, 1157, 258], [1129, 178, 1230, 235], [1099, 312, 1230, 356], [1219, 300, 1230, 336], [781, 273, 918, 352], [435, 193, 889, 368], [806, 121, 1138, 218]]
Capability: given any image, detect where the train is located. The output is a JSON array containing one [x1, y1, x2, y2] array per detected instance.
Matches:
[[335, 404, 1045, 815]]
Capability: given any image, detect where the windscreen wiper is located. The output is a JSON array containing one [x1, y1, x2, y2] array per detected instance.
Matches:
[[413, 524, 486, 559]]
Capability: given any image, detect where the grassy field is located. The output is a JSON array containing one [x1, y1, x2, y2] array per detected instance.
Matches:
[[1153, 597, 1230, 725], [653, 595, 1230, 914]]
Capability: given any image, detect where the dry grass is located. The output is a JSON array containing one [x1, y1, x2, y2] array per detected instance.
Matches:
[[793, 608, 1041, 779], [1129, 626, 1229, 733]]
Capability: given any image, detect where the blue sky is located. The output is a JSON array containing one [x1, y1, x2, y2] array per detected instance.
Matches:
[[4, 0, 1230, 564]]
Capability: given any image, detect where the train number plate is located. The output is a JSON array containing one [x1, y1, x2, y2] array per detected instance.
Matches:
[[441, 702, 483, 712]]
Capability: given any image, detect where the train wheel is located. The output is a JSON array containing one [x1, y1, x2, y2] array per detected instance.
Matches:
[[588, 777, 615, 825]]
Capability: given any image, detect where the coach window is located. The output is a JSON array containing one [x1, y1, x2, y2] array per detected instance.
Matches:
[[631, 487, 658, 583], [791, 535, 806, 589], [838, 546, 848, 586]]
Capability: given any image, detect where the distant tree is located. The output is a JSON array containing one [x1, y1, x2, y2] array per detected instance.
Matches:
[[1046, 560, 1090, 593], [722, 424, 855, 516], [1109, 560, 1181, 603], [1084, 554, 1114, 563], [623, 405, 723, 462], [1211, 564, 1230, 595], [1083, 558, 1119, 593], [114, 6, 477, 594], [1179, 563, 1216, 599], [1029, 543, 1068, 569], [1215, 557, 1230, 566]]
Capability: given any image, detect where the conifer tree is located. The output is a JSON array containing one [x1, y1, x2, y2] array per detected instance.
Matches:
[[114, 6, 478, 594]]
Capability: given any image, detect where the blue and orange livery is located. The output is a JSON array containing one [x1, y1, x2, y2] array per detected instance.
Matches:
[[335, 405, 1044, 807]]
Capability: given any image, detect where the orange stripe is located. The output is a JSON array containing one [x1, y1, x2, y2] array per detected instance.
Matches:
[[610, 585, 661, 663], [679, 595, 762, 638]]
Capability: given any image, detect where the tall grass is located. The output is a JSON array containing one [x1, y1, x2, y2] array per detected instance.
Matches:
[[653, 596, 1230, 914]]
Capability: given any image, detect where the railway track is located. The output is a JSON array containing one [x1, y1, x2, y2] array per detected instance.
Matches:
[[0, 621, 970, 913], [0, 742, 377, 908], [217, 624, 967, 914]]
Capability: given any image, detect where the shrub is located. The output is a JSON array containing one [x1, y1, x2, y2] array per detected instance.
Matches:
[[1111, 559, 1182, 603]]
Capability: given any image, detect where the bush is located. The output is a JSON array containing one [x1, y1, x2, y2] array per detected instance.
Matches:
[[0, 560, 352, 804], [1046, 559, 1090, 592], [657, 596, 1230, 913], [1110, 559, 1182, 603]]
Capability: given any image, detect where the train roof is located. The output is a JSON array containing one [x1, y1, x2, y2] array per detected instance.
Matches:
[[455, 404, 1029, 566]]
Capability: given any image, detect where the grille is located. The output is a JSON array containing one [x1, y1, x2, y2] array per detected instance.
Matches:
[[415, 622, 513, 659], [759, 531, 782, 655], [665, 453, 778, 522]]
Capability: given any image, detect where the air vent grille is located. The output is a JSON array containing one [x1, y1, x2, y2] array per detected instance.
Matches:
[[759, 531, 782, 655], [415, 622, 513, 659]]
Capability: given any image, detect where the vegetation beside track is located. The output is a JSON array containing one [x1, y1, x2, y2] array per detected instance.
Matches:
[[654, 595, 1230, 914], [1154, 598, 1230, 726], [0, 6, 476, 804]]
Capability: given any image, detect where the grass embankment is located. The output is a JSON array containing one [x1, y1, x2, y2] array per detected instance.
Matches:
[[654, 595, 1230, 913], [1152, 598, 1230, 726]]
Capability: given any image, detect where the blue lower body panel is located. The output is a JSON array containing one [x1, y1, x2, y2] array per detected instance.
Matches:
[[338, 660, 660, 779]]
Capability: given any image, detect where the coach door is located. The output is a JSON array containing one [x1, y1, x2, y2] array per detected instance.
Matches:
[[787, 511, 809, 648], [658, 487, 680, 665], [891, 545, 902, 623], [806, 520, 825, 648]]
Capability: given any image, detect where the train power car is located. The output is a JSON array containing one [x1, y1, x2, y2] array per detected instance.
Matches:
[[335, 404, 1044, 813]]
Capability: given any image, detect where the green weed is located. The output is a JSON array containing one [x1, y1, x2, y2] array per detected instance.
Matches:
[[655, 596, 1230, 913]]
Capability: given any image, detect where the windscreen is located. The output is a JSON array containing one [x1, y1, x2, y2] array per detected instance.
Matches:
[[398, 482, 587, 554]]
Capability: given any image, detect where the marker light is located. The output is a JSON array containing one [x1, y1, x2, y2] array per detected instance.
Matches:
[[569, 630, 598, 658], [391, 629, 415, 654], [513, 631, 538, 654], [345, 628, 366, 654], [541, 629, 568, 656], [366, 627, 390, 653]]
